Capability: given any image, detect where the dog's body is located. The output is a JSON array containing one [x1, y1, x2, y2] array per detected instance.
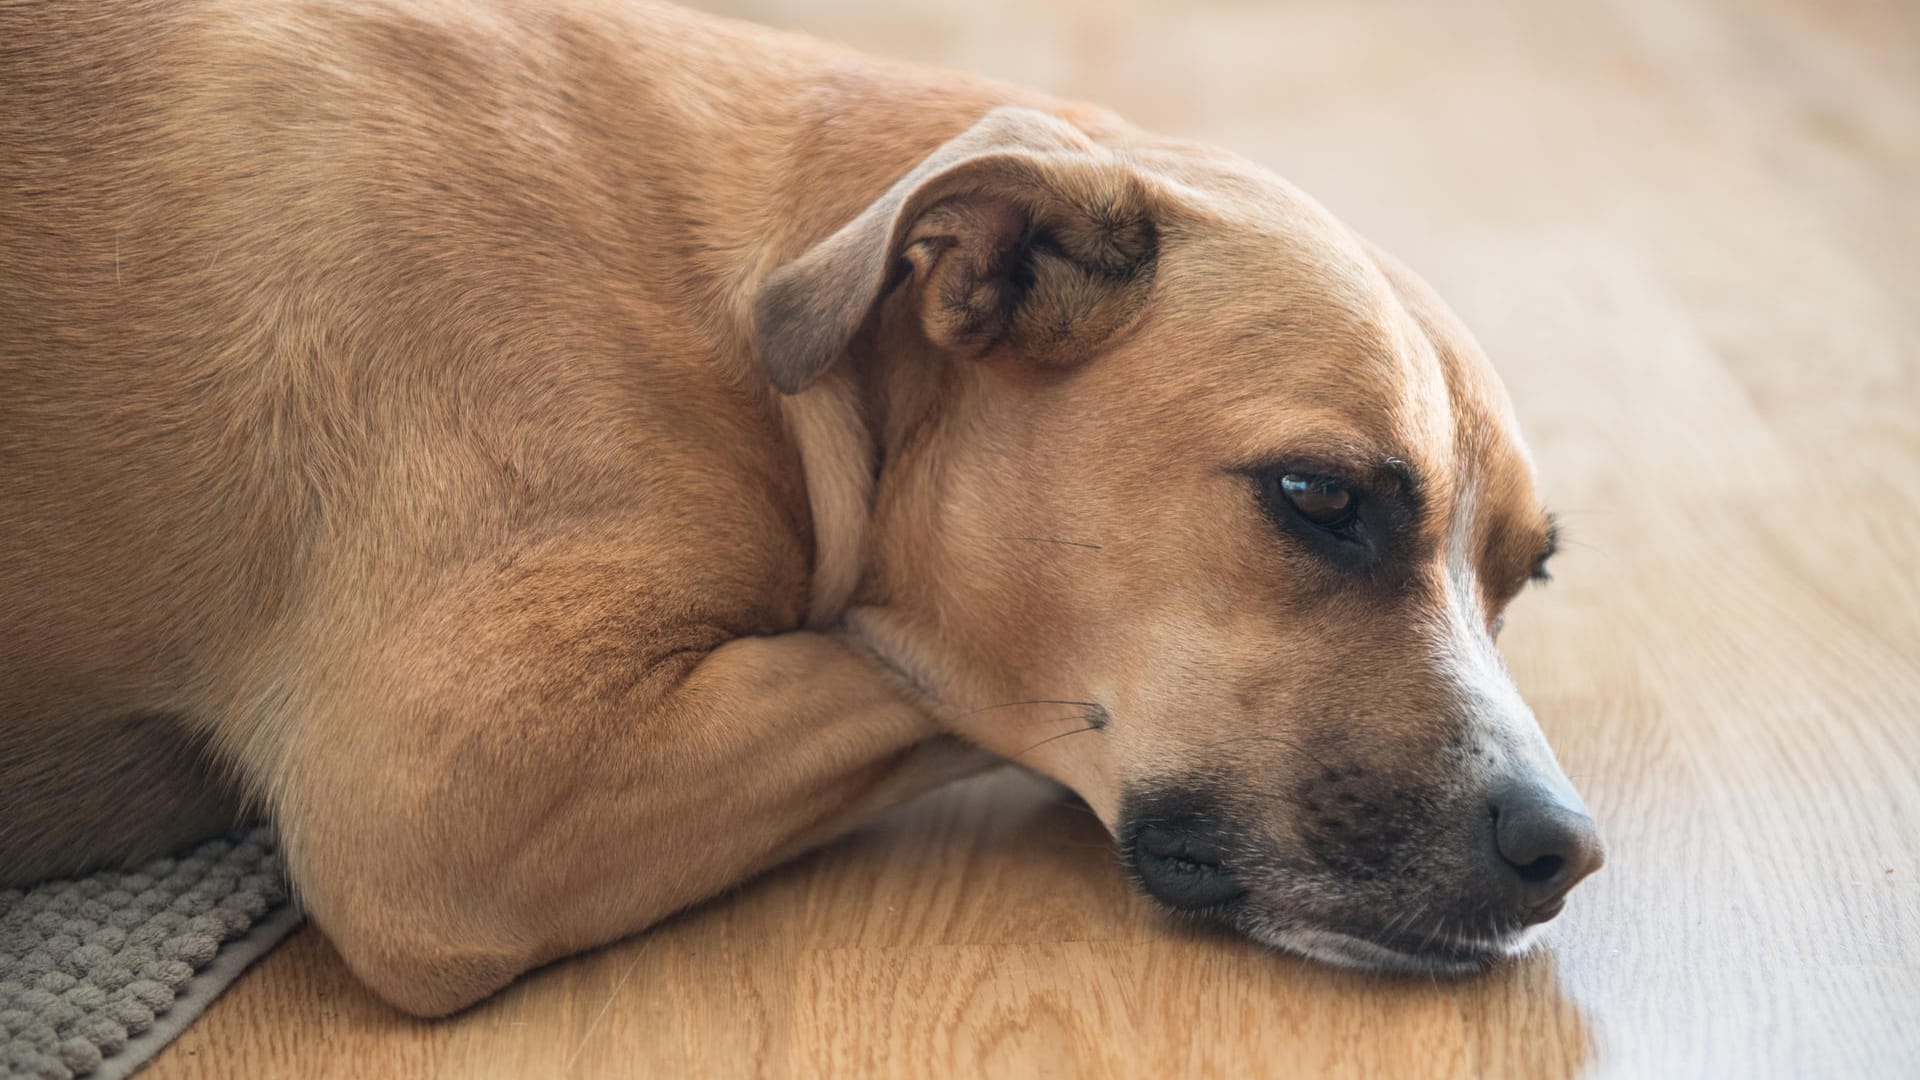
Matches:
[[2, 0, 1601, 1016]]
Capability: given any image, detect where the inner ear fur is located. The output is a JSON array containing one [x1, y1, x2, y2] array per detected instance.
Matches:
[[753, 107, 1159, 394]]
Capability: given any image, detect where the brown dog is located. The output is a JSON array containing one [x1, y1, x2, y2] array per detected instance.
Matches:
[[0, 0, 1602, 1015]]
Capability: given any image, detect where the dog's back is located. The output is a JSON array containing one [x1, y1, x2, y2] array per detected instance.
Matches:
[[0, 0, 871, 882], [2, 2, 287, 877]]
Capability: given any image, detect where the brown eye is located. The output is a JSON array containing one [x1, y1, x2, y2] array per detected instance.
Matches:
[[1280, 473, 1355, 526]]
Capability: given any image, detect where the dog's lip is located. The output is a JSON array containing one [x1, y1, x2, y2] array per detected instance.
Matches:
[[1525, 896, 1568, 924], [1361, 925, 1511, 965], [1244, 920, 1541, 975]]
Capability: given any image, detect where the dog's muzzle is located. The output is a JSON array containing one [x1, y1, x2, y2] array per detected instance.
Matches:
[[1120, 777, 1603, 971]]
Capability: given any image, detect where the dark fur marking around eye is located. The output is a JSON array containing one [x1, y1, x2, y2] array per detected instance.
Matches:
[[1237, 457, 1428, 580], [1530, 514, 1561, 583]]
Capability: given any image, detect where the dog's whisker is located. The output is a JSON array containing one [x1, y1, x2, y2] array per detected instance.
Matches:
[[1397, 905, 1429, 944], [1542, 534, 1628, 572], [1382, 901, 1426, 942], [952, 697, 1103, 719], [1010, 722, 1101, 761], [964, 534, 1105, 551]]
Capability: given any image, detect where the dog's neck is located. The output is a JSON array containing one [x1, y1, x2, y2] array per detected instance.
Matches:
[[769, 301, 961, 629], [675, 34, 1114, 647], [705, 72, 1021, 626], [775, 368, 877, 626]]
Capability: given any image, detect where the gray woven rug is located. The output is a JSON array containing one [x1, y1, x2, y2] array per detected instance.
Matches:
[[0, 828, 302, 1080]]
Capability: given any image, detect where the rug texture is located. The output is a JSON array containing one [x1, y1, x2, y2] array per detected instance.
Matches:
[[0, 828, 302, 1080]]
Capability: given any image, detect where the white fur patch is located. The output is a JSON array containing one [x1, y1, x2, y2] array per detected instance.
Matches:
[[1435, 482, 1563, 784], [1250, 922, 1542, 974]]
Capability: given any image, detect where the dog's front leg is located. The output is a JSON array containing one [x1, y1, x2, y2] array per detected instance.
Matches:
[[270, 590, 985, 1017]]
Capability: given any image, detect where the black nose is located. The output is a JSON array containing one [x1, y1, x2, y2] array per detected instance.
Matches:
[[1131, 819, 1245, 910], [1487, 779, 1605, 918]]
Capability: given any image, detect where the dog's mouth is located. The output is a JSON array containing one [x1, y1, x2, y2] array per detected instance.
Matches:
[[1238, 916, 1543, 975]]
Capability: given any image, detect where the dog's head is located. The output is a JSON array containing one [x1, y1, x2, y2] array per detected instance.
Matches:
[[755, 107, 1601, 971]]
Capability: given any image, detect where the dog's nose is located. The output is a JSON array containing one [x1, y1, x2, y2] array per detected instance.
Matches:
[[1131, 818, 1245, 910], [1487, 779, 1605, 918]]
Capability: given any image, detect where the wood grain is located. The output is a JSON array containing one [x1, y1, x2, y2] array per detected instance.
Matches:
[[147, 0, 1920, 1075]]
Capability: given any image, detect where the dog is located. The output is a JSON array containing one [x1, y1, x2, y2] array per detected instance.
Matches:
[[0, 0, 1603, 1016]]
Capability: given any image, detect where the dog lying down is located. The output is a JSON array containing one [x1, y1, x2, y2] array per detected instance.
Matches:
[[0, 0, 1602, 1015]]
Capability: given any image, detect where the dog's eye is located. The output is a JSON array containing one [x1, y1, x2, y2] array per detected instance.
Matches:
[[1278, 473, 1356, 528], [1245, 463, 1396, 570]]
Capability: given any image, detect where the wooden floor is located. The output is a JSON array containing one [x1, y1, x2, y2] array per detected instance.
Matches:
[[149, 0, 1920, 1076]]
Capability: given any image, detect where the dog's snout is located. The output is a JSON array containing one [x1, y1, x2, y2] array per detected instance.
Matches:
[[1487, 779, 1604, 918], [1130, 818, 1245, 911]]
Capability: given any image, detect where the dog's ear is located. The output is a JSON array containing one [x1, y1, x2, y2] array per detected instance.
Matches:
[[753, 107, 1159, 394]]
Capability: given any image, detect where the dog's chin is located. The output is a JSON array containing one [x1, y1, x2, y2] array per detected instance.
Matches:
[[1242, 920, 1545, 976]]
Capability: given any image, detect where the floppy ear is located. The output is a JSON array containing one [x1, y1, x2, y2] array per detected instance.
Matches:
[[753, 107, 1159, 394]]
